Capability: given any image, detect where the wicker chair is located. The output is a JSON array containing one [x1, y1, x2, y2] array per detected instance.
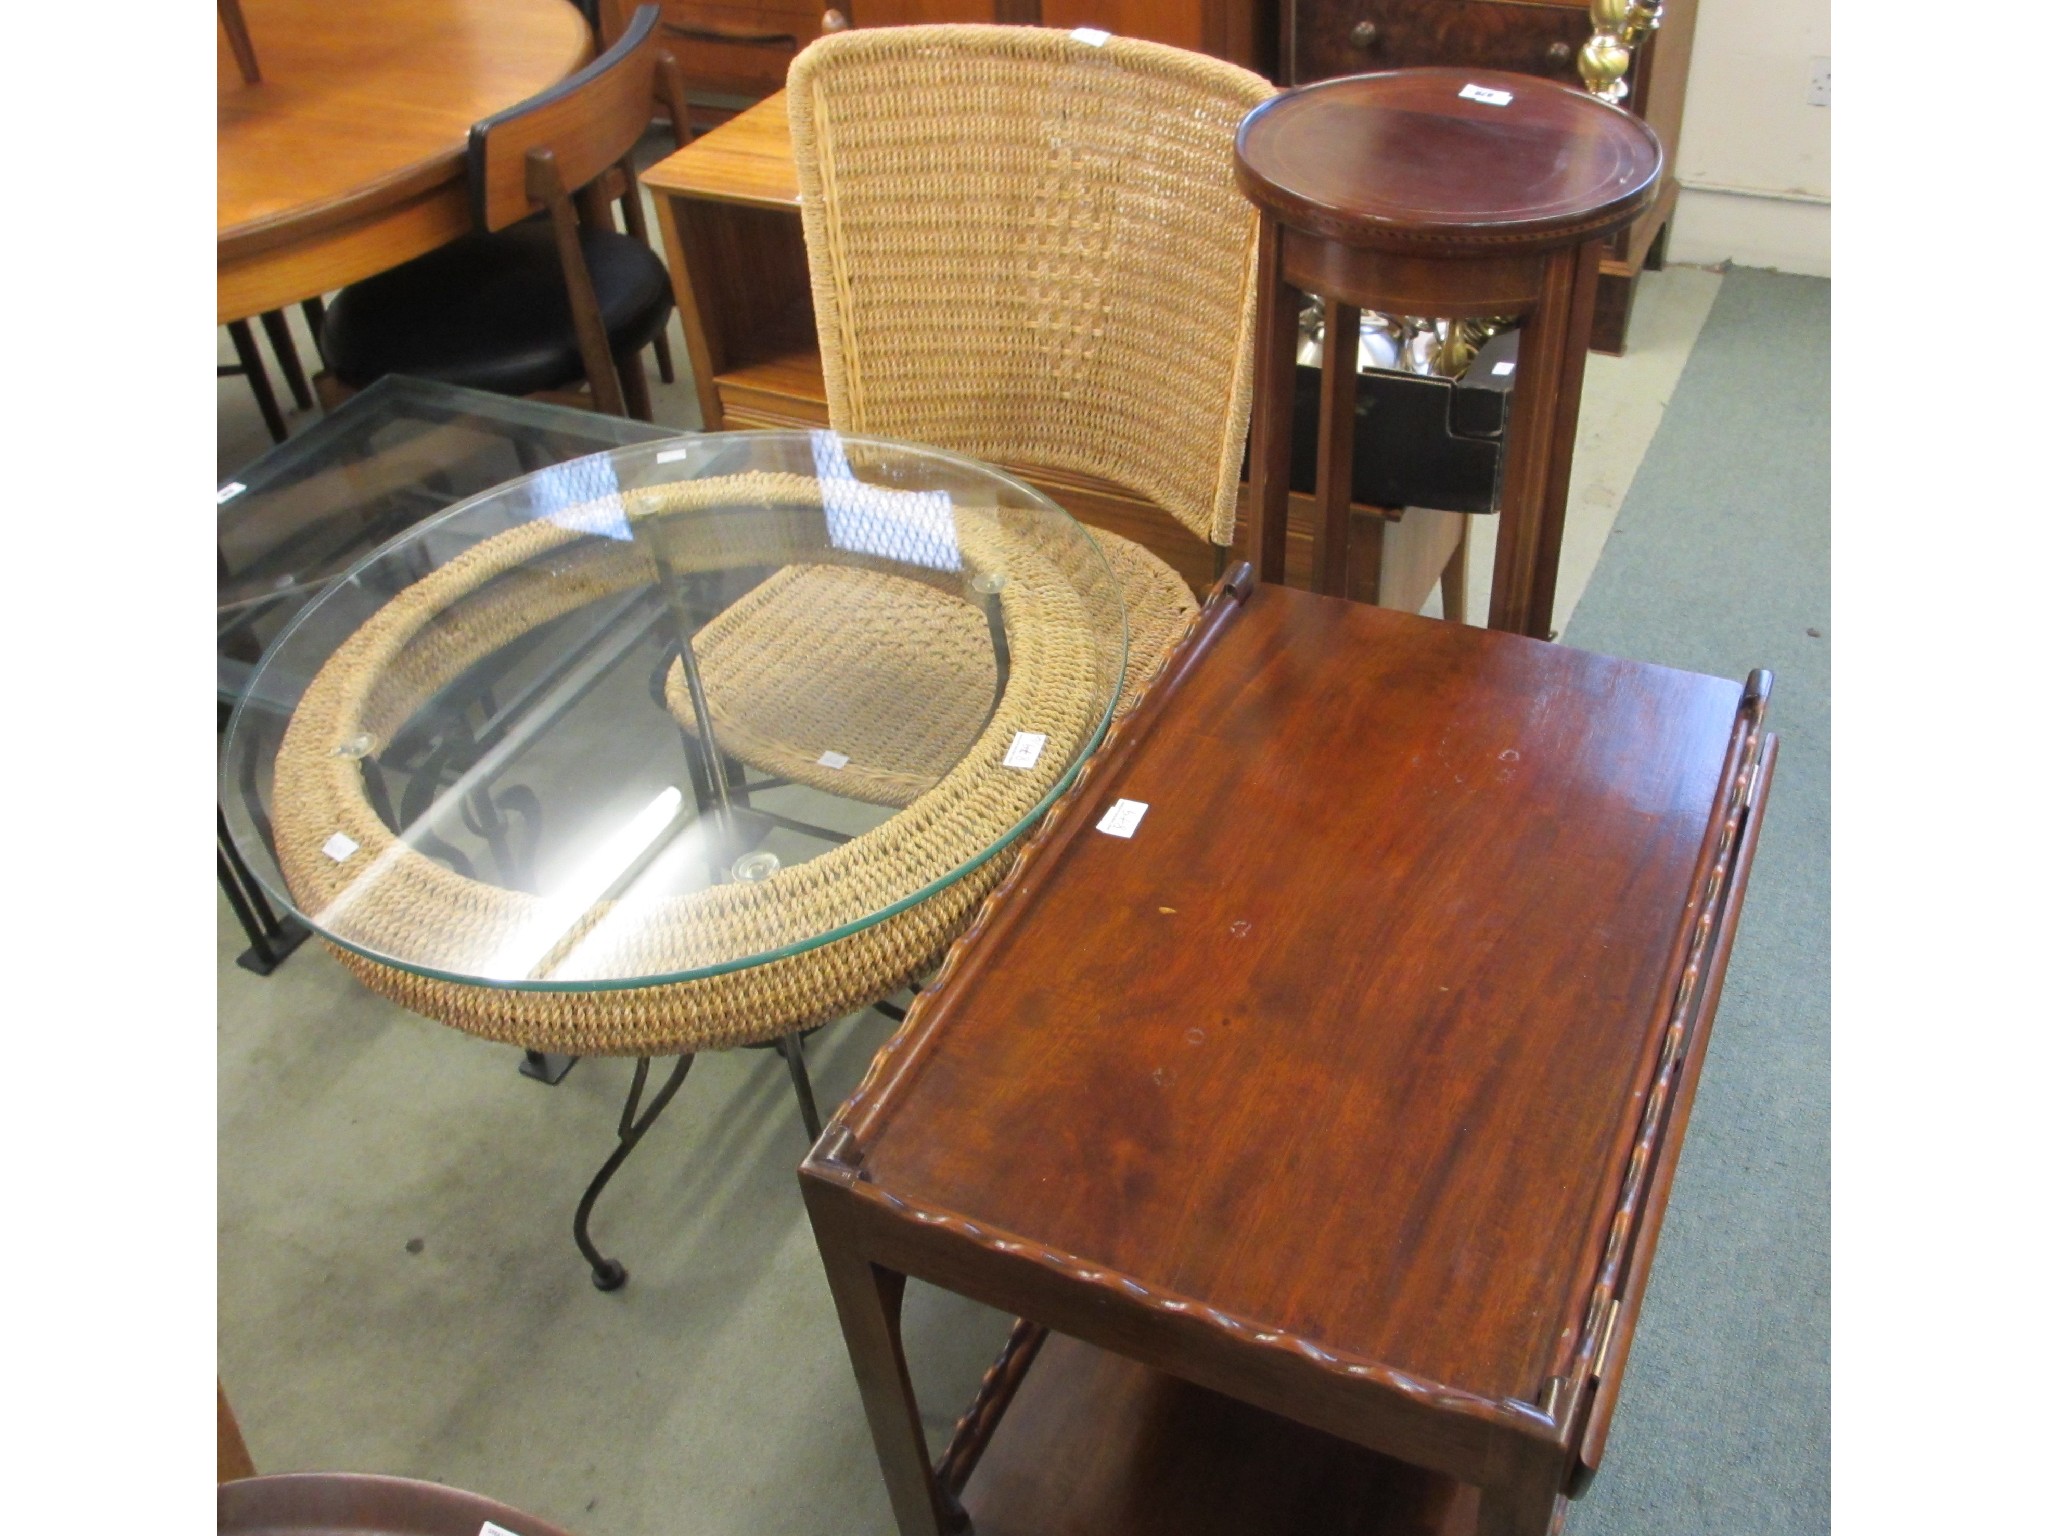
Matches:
[[685, 24, 1273, 804]]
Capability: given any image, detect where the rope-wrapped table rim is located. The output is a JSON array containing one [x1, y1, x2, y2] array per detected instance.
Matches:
[[262, 471, 1127, 993]]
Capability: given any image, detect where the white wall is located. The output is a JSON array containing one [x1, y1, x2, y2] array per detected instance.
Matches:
[[1667, 0, 1831, 275]]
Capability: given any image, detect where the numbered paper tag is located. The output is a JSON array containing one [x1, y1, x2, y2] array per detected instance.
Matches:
[[1003, 732, 1047, 770], [656, 447, 690, 464], [1096, 799, 1148, 838], [322, 832, 360, 862], [817, 750, 850, 770], [1458, 83, 1514, 106], [217, 482, 247, 505], [1491, 359, 1516, 377], [479, 1523, 522, 1536], [1071, 26, 1109, 45]]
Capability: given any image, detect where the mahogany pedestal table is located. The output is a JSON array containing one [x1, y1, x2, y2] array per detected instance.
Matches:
[[801, 566, 1776, 1535], [217, 0, 592, 324], [1236, 69, 1664, 639], [220, 1472, 583, 1536]]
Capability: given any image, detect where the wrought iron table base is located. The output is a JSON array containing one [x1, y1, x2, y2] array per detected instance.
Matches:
[[572, 1031, 825, 1290]]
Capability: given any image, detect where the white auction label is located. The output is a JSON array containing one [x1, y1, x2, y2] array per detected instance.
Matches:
[[479, 1523, 522, 1536], [322, 832, 360, 862], [217, 482, 247, 504], [1491, 359, 1516, 377], [656, 447, 690, 463], [1096, 799, 1149, 838], [817, 750, 850, 770], [1003, 731, 1047, 770], [1458, 83, 1514, 106], [1071, 26, 1109, 45]]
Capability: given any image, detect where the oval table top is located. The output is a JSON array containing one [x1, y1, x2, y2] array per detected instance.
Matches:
[[219, 430, 1130, 991], [218, 0, 591, 321], [1234, 68, 1663, 253]]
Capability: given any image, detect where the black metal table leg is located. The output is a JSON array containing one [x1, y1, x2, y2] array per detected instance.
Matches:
[[520, 1050, 579, 1085], [574, 1053, 695, 1290], [220, 812, 309, 975], [777, 1032, 824, 1143]]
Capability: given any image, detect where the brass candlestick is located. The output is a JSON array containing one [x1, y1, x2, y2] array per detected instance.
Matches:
[[1579, 0, 1663, 104]]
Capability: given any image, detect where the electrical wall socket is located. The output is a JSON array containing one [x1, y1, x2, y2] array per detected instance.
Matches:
[[1808, 56, 1829, 107]]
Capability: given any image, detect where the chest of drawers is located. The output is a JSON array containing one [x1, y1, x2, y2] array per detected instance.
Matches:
[[643, 0, 1265, 125]]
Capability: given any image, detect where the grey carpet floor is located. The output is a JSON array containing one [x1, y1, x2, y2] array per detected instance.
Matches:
[[1560, 267, 1830, 1535]]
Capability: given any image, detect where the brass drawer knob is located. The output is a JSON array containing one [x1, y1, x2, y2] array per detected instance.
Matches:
[[1350, 19, 1379, 48], [822, 6, 847, 30], [1548, 40, 1573, 63]]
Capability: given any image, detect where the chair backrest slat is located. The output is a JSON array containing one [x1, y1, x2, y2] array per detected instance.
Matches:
[[468, 5, 663, 232], [787, 25, 1274, 549]]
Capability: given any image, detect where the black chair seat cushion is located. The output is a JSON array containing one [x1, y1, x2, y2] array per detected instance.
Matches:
[[323, 222, 674, 396]]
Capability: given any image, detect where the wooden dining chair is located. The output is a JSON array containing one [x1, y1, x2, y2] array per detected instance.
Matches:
[[688, 25, 1274, 804], [319, 6, 685, 420], [222, 301, 332, 445]]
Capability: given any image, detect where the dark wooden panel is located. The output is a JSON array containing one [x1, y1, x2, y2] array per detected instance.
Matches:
[[852, 0, 1008, 25], [646, 0, 829, 96], [961, 1331, 1479, 1535], [1042, 0, 1207, 53], [1291, 0, 1588, 87], [854, 585, 1746, 1405]]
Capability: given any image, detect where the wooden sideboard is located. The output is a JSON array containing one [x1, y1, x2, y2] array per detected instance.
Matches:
[[1281, 0, 1697, 354], [643, 0, 1266, 122]]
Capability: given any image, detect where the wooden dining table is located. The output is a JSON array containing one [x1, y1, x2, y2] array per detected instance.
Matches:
[[217, 0, 592, 324]]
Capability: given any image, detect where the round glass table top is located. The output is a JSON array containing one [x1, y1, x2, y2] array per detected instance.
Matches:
[[221, 431, 1129, 989]]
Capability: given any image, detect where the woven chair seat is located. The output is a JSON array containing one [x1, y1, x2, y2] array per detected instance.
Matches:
[[268, 472, 1149, 1057], [676, 524, 1194, 809]]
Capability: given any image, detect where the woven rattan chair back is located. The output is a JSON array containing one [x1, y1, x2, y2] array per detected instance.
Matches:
[[786, 25, 1273, 550]]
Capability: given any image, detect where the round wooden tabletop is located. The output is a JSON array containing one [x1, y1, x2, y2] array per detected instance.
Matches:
[[218, 0, 591, 323], [1234, 68, 1663, 254]]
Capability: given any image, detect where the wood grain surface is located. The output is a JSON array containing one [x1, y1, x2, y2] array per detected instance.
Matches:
[[641, 87, 800, 206], [217, 0, 591, 320], [219, 1473, 584, 1536], [1234, 68, 1662, 248], [960, 1331, 1480, 1535], [804, 574, 1774, 1534], [839, 582, 1752, 1409]]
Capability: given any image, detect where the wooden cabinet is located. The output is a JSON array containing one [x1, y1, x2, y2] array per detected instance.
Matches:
[[1287, 0, 1589, 83], [643, 0, 1267, 114], [631, 0, 839, 106], [1281, 0, 1699, 353]]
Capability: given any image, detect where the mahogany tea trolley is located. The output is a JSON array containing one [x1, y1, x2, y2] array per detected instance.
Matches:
[[802, 568, 1776, 1534]]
